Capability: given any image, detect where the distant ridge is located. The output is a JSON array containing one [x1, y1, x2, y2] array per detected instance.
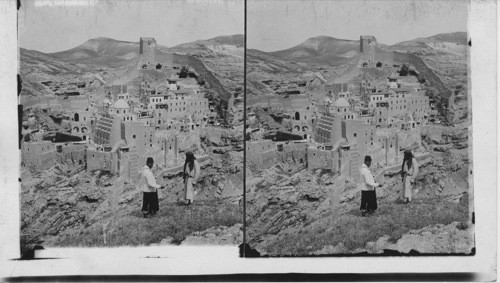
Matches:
[[48, 37, 139, 64], [257, 32, 467, 65], [38, 35, 244, 64], [269, 36, 359, 65]]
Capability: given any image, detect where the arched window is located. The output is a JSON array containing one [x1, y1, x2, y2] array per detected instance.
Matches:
[[295, 112, 300, 120], [74, 113, 79, 122]]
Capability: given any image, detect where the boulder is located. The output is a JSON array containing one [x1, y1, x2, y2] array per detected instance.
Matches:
[[206, 130, 223, 146], [375, 222, 475, 254]]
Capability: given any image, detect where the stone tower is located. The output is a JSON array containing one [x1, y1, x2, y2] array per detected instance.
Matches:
[[360, 35, 377, 65], [139, 37, 157, 67]]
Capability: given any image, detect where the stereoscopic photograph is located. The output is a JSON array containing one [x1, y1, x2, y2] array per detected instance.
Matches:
[[18, 0, 244, 251], [245, 0, 473, 256], [1, 0, 496, 279]]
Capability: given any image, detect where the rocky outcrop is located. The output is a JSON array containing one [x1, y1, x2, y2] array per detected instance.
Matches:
[[310, 222, 473, 255], [246, 144, 471, 256], [21, 136, 243, 246], [21, 165, 106, 243]]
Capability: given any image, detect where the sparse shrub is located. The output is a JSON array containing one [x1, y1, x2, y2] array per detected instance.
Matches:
[[399, 64, 410, 76]]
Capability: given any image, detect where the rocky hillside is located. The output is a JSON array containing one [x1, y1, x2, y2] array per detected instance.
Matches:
[[246, 125, 472, 256], [20, 127, 243, 251], [384, 32, 467, 55], [165, 35, 244, 102], [245, 48, 342, 97], [20, 35, 243, 118], [20, 49, 97, 80], [248, 32, 467, 112], [384, 32, 468, 94], [168, 34, 243, 57]]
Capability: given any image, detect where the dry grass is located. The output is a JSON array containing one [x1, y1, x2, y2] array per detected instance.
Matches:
[[264, 196, 468, 256], [54, 200, 241, 247]]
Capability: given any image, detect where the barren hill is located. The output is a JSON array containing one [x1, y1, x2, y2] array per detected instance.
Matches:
[[166, 34, 244, 58], [384, 32, 468, 55], [20, 35, 243, 103], [172, 34, 244, 49], [269, 36, 360, 66], [49, 37, 140, 65], [20, 48, 97, 80]]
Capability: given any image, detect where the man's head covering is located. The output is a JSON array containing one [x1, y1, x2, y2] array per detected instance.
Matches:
[[404, 150, 413, 159]]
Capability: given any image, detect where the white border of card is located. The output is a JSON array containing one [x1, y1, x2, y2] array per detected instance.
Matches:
[[0, 0, 496, 280]]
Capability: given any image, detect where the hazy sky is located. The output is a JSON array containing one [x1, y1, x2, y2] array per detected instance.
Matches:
[[19, 0, 244, 53], [248, 0, 469, 52]]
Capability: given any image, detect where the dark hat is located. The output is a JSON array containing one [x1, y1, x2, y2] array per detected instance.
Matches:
[[185, 151, 196, 161]]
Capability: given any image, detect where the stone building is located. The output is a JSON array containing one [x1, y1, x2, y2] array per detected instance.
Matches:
[[246, 140, 279, 168], [110, 99, 137, 122], [276, 142, 307, 164], [306, 141, 361, 181], [314, 112, 343, 146], [21, 141, 56, 171], [386, 89, 430, 122], [325, 82, 351, 101], [21, 141, 87, 171], [93, 114, 123, 147], [148, 89, 210, 129], [104, 85, 127, 101], [139, 37, 157, 68], [360, 35, 377, 65], [86, 144, 140, 184], [60, 96, 92, 141]]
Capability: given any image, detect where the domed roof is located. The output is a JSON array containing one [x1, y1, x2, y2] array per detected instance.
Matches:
[[334, 97, 350, 107], [103, 98, 110, 105], [323, 97, 331, 103], [113, 99, 129, 109]]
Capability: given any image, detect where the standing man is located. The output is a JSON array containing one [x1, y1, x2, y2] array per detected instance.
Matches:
[[183, 152, 200, 205], [359, 155, 383, 216], [140, 157, 164, 218]]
